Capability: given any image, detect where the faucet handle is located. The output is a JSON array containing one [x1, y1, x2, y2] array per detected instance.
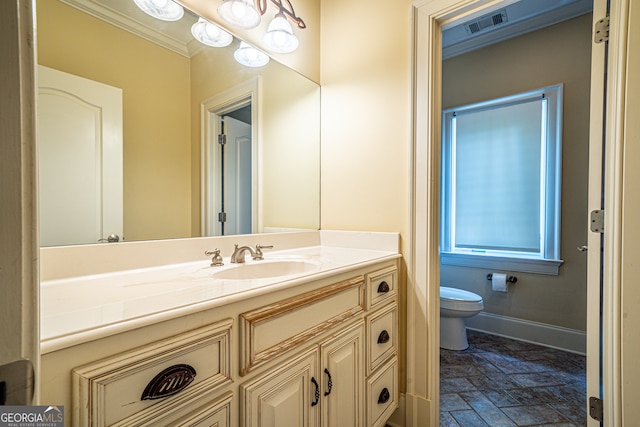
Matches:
[[254, 244, 273, 260], [205, 249, 224, 267]]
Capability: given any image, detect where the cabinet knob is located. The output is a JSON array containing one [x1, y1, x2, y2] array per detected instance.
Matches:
[[377, 281, 390, 293], [378, 387, 390, 404], [377, 330, 390, 344]]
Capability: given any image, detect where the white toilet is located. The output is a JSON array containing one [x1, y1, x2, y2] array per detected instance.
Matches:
[[440, 286, 484, 350]]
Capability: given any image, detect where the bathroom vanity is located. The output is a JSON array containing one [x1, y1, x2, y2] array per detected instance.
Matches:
[[39, 231, 400, 427]]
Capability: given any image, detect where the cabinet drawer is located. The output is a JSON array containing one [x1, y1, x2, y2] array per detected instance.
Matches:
[[241, 276, 365, 375], [367, 303, 397, 374], [172, 391, 233, 427], [73, 319, 233, 427], [367, 357, 398, 427], [366, 266, 397, 309]]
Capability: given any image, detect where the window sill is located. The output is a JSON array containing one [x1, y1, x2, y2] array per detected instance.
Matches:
[[440, 252, 564, 275]]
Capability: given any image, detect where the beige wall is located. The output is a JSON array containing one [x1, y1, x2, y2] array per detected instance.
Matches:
[[440, 15, 592, 332], [320, 0, 414, 394], [37, 0, 192, 242], [320, 0, 411, 240]]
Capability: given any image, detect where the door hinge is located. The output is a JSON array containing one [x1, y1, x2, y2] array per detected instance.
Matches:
[[218, 212, 227, 223], [591, 210, 604, 233], [589, 396, 604, 422], [594, 16, 610, 43], [218, 134, 227, 145]]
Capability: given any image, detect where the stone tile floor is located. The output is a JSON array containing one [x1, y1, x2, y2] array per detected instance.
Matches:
[[440, 330, 587, 426]]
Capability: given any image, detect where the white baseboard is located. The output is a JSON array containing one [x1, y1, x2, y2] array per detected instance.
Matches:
[[465, 312, 586, 355]]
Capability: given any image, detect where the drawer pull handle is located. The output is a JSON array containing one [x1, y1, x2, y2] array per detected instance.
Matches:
[[378, 387, 391, 404], [377, 330, 390, 344], [324, 368, 333, 396], [311, 377, 320, 406], [141, 364, 196, 401], [377, 281, 390, 293]]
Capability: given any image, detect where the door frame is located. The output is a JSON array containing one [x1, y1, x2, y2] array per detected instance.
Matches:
[[0, 0, 39, 404], [408, 0, 626, 425], [200, 77, 261, 236]]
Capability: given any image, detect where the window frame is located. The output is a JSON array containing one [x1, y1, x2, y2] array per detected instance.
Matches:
[[440, 85, 564, 275]]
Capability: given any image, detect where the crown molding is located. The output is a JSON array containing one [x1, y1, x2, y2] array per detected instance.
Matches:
[[58, 0, 191, 57]]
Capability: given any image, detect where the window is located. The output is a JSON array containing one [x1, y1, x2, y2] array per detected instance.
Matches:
[[440, 85, 564, 275]]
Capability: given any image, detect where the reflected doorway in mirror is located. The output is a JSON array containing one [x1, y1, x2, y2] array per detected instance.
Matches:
[[202, 78, 260, 236], [37, 65, 123, 247]]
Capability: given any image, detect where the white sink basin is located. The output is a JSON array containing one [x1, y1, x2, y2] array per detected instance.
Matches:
[[210, 260, 321, 280]]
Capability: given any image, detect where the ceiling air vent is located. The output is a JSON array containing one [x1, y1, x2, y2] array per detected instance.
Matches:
[[464, 9, 508, 36]]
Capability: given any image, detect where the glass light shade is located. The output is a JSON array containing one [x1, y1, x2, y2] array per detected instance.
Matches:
[[191, 18, 233, 47], [234, 42, 270, 67], [262, 13, 299, 53], [218, 0, 261, 29], [133, 0, 184, 21]]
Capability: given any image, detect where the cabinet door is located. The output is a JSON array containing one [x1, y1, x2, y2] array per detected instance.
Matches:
[[321, 322, 365, 427], [242, 348, 319, 427]]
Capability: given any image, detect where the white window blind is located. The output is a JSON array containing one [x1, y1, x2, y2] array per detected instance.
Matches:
[[441, 85, 564, 274], [453, 98, 544, 253]]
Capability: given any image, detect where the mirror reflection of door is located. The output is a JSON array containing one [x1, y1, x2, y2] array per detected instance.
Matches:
[[219, 107, 252, 235], [37, 65, 123, 246], [202, 78, 259, 237]]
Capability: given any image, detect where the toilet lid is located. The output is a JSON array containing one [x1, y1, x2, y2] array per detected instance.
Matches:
[[440, 286, 483, 303]]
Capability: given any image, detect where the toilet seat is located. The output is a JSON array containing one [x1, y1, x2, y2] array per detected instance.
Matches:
[[440, 286, 484, 311]]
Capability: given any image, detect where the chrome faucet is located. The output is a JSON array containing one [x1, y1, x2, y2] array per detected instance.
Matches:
[[231, 244, 273, 263]]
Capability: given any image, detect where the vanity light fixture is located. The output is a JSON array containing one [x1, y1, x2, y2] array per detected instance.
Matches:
[[191, 17, 234, 47], [262, 11, 298, 53], [133, 0, 184, 21], [218, 0, 262, 29], [234, 41, 270, 67], [219, 0, 305, 53], [256, 0, 305, 30]]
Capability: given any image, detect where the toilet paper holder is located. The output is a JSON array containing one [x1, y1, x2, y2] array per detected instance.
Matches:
[[486, 273, 518, 283]]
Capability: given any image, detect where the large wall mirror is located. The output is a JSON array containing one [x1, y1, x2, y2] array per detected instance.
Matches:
[[36, 0, 320, 246]]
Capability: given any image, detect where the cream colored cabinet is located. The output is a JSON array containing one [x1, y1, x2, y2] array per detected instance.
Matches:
[[321, 322, 365, 427], [242, 347, 320, 427], [71, 320, 233, 427], [242, 322, 364, 427], [41, 261, 399, 427], [172, 392, 233, 427], [239, 264, 398, 427]]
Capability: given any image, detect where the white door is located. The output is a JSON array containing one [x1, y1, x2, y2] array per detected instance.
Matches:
[[37, 65, 123, 246], [220, 115, 252, 235], [586, 2, 608, 425]]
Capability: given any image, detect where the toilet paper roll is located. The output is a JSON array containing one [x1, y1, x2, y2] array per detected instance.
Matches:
[[491, 273, 508, 292]]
